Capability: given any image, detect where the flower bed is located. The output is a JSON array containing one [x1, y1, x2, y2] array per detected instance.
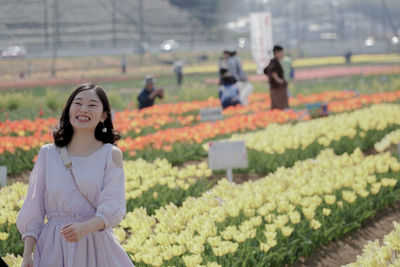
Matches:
[[119, 149, 400, 266], [343, 221, 400, 267]]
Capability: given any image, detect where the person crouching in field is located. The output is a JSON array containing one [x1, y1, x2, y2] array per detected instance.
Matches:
[[219, 69, 242, 109], [17, 83, 134, 267], [137, 76, 164, 110]]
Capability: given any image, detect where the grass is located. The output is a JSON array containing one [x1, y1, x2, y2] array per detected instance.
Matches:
[[1, 52, 400, 80]]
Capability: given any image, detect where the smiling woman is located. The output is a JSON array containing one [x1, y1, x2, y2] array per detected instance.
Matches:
[[53, 83, 121, 147], [16, 83, 134, 267]]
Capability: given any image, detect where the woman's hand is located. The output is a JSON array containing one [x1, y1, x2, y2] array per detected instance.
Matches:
[[60, 216, 105, 242], [22, 236, 35, 267], [21, 255, 34, 267], [60, 223, 89, 242]]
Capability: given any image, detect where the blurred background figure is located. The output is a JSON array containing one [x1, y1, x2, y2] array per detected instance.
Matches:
[[345, 51, 353, 64], [280, 54, 294, 97], [221, 50, 253, 105], [226, 50, 247, 82], [137, 76, 164, 110], [219, 68, 241, 109], [264, 45, 289, 110], [27, 62, 33, 76], [174, 60, 184, 85], [218, 51, 230, 83], [121, 55, 127, 74]]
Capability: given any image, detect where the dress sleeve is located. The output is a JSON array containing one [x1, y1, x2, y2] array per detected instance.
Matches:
[[16, 145, 48, 242], [96, 148, 126, 230]]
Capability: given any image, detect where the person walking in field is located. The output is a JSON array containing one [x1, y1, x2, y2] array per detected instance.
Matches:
[[264, 45, 289, 110], [174, 60, 184, 85], [17, 83, 134, 267]]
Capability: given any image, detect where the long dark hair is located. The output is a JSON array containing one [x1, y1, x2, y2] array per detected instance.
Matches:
[[53, 83, 121, 147]]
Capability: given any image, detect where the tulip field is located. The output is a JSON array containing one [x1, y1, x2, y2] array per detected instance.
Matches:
[[2, 72, 400, 266]]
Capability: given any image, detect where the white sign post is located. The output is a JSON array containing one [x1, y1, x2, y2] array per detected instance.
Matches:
[[0, 166, 7, 187], [208, 141, 248, 182], [398, 143, 400, 160], [250, 12, 274, 74], [200, 107, 223, 122]]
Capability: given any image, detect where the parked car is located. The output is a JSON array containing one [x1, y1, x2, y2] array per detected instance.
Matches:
[[160, 40, 180, 52], [1, 45, 26, 58]]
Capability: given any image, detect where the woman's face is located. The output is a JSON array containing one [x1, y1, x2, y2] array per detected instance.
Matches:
[[69, 89, 107, 133]]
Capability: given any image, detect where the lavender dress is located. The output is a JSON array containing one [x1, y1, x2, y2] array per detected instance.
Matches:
[[16, 143, 134, 267]]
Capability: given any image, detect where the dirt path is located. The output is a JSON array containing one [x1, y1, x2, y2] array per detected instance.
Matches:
[[7, 171, 30, 185], [292, 200, 400, 267]]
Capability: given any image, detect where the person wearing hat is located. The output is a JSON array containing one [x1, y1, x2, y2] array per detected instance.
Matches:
[[137, 76, 164, 110]]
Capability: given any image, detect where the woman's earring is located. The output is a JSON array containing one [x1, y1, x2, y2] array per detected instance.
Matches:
[[102, 123, 107, 133]]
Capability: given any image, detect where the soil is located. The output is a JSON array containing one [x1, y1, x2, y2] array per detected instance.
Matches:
[[209, 172, 263, 184], [7, 170, 31, 185]]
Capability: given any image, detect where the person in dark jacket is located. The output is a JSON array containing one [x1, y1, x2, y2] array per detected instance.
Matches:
[[264, 45, 289, 110], [137, 76, 164, 110]]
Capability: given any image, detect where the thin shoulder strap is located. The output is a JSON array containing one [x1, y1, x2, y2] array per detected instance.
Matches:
[[59, 146, 96, 211], [59, 146, 72, 168]]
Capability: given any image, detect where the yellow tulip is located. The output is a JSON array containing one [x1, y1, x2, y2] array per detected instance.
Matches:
[[342, 191, 357, 204], [281, 226, 294, 237], [322, 208, 331, 216], [310, 219, 321, 230], [264, 230, 277, 242], [182, 254, 203, 267], [324, 195, 336, 205], [260, 242, 271, 252], [381, 178, 397, 187], [288, 211, 301, 224], [371, 183, 382, 195]]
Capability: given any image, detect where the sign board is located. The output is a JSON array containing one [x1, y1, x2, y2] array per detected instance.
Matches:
[[200, 107, 223, 122], [0, 166, 6, 187], [398, 143, 400, 160], [250, 12, 274, 74], [208, 141, 248, 170]]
